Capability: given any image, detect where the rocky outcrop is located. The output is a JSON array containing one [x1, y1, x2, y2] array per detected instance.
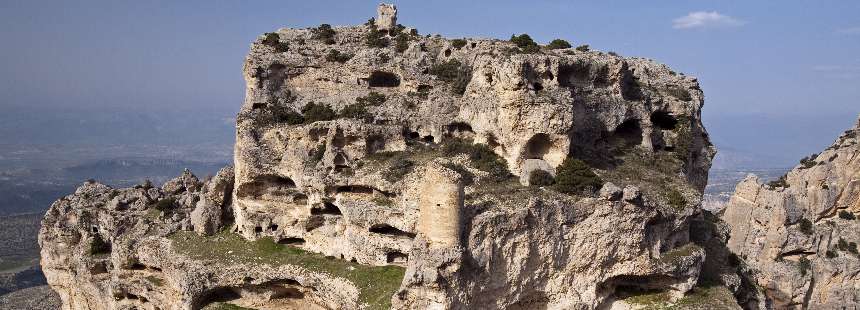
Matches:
[[721, 115, 860, 309], [39, 4, 730, 310]]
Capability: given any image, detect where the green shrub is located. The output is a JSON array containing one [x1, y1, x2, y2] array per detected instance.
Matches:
[[839, 210, 856, 220], [262, 32, 289, 52], [89, 234, 111, 255], [839, 238, 860, 254], [666, 189, 687, 209], [798, 218, 814, 235], [529, 170, 555, 186], [364, 18, 375, 27], [451, 39, 467, 49], [553, 158, 603, 195], [276, 108, 304, 125], [575, 44, 590, 52], [339, 104, 370, 121], [547, 39, 571, 49], [825, 250, 838, 258], [608, 51, 619, 56], [152, 197, 177, 212], [365, 27, 388, 48], [356, 92, 386, 106], [442, 139, 510, 181], [798, 257, 811, 276], [301, 102, 336, 123], [799, 153, 818, 169], [666, 85, 692, 101], [310, 144, 326, 162], [767, 175, 789, 189], [312, 24, 337, 44], [395, 35, 410, 53], [510, 34, 538, 49], [325, 50, 353, 63], [429, 60, 472, 95]]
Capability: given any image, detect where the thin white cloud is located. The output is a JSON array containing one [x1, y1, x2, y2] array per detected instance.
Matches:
[[673, 11, 744, 29], [812, 64, 860, 80], [836, 27, 860, 35]]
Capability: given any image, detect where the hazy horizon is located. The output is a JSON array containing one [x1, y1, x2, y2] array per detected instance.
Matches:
[[2, 0, 859, 168]]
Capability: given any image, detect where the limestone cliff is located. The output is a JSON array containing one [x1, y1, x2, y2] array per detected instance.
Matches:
[[721, 115, 860, 309], [39, 4, 736, 310]]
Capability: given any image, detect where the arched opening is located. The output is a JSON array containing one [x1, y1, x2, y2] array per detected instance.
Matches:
[[311, 202, 342, 216], [194, 287, 241, 309], [612, 119, 643, 147], [386, 251, 408, 264], [368, 71, 400, 87], [421, 135, 435, 144], [269, 224, 279, 231], [446, 122, 473, 134], [236, 175, 296, 199], [369, 224, 416, 238], [524, 134, 552, 160], [532, 82, 543, 92], [650, 111, 678, 130]]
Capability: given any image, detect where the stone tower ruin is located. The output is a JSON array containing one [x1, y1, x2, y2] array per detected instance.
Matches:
[[417, 162, 464, 247], [376, 3, 397, 31]]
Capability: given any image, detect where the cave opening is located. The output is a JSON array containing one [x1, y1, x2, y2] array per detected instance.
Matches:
[[650, 111, 678, 130], [369, 224, 416, 238], [386, 251, 408, 264], [524, 133, 552, 160], [368, 71, 401, 87], [311, 202, 342, 216]]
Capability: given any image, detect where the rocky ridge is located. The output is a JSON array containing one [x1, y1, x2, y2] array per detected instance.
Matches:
[[35, 4, 751, 310], [721, 115, 860, 309]]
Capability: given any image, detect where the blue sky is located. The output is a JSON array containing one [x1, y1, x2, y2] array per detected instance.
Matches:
[[1, 0, 858, 167]]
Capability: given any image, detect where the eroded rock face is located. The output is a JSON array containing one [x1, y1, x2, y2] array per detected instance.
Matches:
[[40, 4, 724, 310], [722, 115, 860, 309]]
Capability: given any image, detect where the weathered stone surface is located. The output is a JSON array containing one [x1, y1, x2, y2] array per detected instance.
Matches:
[[39, 4, 729, 310], [721, 115, 860, 309]]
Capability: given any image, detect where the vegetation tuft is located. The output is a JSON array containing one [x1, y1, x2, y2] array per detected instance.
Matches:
[[529, 170, 555, 187], [798, 218, 814, 235], [546, 39, 572, 49], [798, 257, 811, 276], [312, 24, 337, 45], [575, 44, 590, 51], [799, 153, 818, 169], [666, 188, 687, 209], [839, 210, 856, 220], [451, 39, 467, 49], [301, 102, 337, 123], [552, 158, 603, 195], [262, 32, 289, 52], [442, 139, 510, 181], [325, 50, 353, 63], [429, 59, 472, 95], [767, 175, 789, 189]]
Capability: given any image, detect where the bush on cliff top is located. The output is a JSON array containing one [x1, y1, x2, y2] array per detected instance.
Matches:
[[312, 24, 337, 45], [552, 158, 603, 195], [547, 39, 572, 49], [262, 32, 289, 52]]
